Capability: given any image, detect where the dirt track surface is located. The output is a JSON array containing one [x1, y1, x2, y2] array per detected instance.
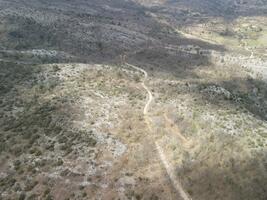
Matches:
[[126, 62, 192, 200]]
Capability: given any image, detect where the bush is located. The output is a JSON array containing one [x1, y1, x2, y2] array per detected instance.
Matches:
[[133, 74, 140, 82], [24, 179, 38, 191], [52, 65, 60, 72], [19, 192, 26, 200]]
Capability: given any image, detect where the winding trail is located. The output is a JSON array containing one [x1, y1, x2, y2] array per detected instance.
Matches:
[[155, 141, 192, 200], [125, 62, 192, 200], [125, 63, 153, 115]]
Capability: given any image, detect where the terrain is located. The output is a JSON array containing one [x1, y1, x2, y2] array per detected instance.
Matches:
[[0, 0, 267, 200]]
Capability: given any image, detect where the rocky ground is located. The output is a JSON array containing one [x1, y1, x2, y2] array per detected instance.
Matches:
[[0, 0, 267, 200]]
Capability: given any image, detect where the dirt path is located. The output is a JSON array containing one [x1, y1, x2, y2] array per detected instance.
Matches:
[[125, 62, 192, 200], [242, 40, 254, 59], [164, 114, 188, 144], [125, 63, 153, 115], [175, 29, 218, 45], [155, 141, 192, 200], [175, 31, 267, 81], [241, 40, 267, 81], [0, 58, 34, 65]]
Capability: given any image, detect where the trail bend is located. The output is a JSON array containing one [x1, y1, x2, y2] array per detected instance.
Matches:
[[125, 63, 153, 115], [125, 62, 192, 200]]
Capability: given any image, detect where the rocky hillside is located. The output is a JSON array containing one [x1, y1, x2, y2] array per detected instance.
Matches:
[[0, 0, 266, 200]]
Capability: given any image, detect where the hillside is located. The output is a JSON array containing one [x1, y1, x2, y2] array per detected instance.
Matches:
[[0, 0, 266, 200]]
